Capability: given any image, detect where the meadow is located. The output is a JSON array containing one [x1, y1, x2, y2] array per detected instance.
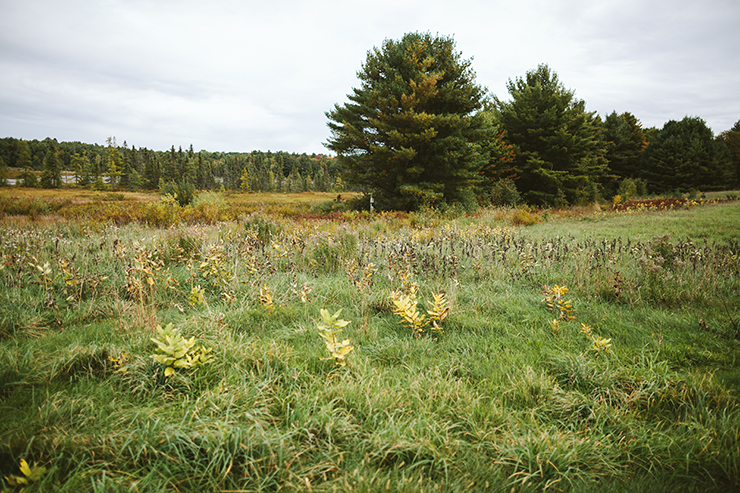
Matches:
[[1, 189, 739, 492]]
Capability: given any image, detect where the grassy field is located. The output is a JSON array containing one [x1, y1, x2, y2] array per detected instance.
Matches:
[[1, 190, 739, 492]]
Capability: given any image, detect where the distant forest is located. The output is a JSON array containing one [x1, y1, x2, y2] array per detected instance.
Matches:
[[0, 137, 345, 193]]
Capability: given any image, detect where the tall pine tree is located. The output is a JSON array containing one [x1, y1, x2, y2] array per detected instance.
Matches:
[[326, 32, 491, 210], [717, 119, 740, 188], [40, 141, 62, 188], [641, 117, 734, 193], [494, 64, 608, 206]]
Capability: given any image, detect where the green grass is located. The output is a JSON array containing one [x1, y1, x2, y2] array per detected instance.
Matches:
[[522, 201, 740, 242], [1, 199, 739, 492]]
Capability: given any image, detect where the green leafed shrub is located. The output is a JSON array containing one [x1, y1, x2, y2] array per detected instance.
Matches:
[[489, 178, 521, 207], [160, 180, 196, 206], [150, 323, 213, 377]]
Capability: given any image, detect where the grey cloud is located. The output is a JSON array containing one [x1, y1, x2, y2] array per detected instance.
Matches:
[[1, 0, 738, 152]]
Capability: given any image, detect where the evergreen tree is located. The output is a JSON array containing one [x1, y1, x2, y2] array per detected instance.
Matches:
[[105, 137, 123, 188], [127, 167, 143, 191], [183, 156, 198, 185], [119, 145, 138, 190], [16, 140, 35, 186], [17, 140, 32, 169], [0, 138, 14, 168], [717, 119, 740, 187], [143, 150, 161, 190], [326, 32, 491, 210], [641, 117, 734, 193], [176, 146, 186, 181], [162, 146, 178, 183], [603, 111, 646, 179], [196, 152, 206, 188], [40, 141, 63, 188], [0, 154, 7, 186], [494, 64, 608, 206], [71, 152, 91, 186], [476, 110, 518, 202], [240, 167, 251, 193]]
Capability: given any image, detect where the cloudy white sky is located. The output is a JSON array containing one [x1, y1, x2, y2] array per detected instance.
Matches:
[[1, 0, 738, 154]]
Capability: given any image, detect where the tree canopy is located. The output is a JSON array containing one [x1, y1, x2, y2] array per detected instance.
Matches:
[[602, 111, 646, 180], [640, 116, 734, 193], [493, 64, 608, 207], [717, 119, 740, 188], [40, 141, 62, 188], [325, 32, 492, 210]]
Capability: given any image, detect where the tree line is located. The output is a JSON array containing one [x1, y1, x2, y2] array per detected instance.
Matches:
[[2, 32, 739, 210], [0, 137, 344, 194], [325, 32, 740, 210]]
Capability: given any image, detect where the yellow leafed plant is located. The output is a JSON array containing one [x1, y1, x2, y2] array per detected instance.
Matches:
[[4, 458, 47, 489], [426, 292, 449, 334], [390, 290, 428, 337], [542, 284, 575, 320], [390, 289, 449, 337], [317, 309, 354, 367]]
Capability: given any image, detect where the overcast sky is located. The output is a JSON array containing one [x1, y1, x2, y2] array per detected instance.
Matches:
[[1, 0, 738, 154]]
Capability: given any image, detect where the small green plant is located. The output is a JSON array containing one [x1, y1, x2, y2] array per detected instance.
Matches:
[[316, 308, 354, 367], [150, 323, 214, 377], [108, 352, 130, 373], [3, 458, 47, 491], [489, 178, 521, 207]]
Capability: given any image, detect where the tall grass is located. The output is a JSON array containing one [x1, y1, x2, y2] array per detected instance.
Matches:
[[0, 199, 739, 492]]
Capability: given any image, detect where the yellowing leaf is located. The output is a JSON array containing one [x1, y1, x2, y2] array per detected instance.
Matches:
[[19, 458, 31, 477]]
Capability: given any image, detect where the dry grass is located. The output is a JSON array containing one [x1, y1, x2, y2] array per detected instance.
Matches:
[[225, 191, 360, 205], [0, 187, 159, 204], [0, 187, 357, 206]]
